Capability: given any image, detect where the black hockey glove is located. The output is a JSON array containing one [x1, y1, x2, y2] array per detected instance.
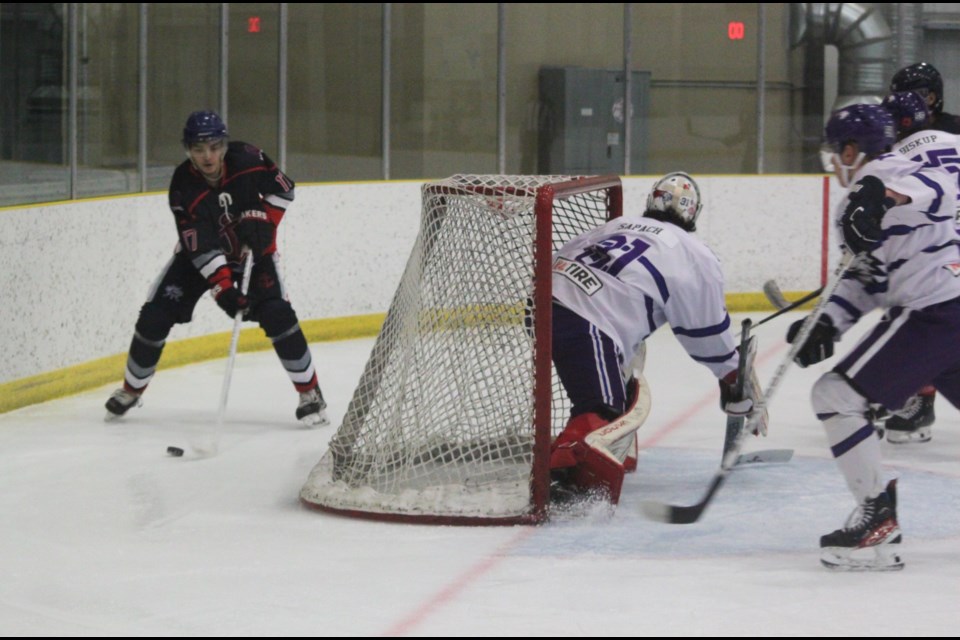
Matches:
[[786, 315, 837, 368], [237, 209, 276, 258], [841, 175, 894, 254], [208, 266, 249, 318]]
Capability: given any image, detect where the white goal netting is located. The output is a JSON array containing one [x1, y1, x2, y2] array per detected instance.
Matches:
[[301, 174, 621, 523]]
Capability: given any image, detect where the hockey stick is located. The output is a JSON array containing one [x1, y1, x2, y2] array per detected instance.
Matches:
[[641, 252, 857, 524], [722, 321, 793, 466], [722, 319, 752, 457], [755, 283, 825, 327], [191, 249, 254, 457], [762, 279, 825, 311]]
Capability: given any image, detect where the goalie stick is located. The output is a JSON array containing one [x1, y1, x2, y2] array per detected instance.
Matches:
[[722, 319, 754, 457], [722, 321, 793, 466], [641, 252, 857, 524]]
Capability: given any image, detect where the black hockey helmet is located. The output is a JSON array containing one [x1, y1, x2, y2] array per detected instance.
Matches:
[[182, 110, 228, 146], [890, 62, 944, 115]]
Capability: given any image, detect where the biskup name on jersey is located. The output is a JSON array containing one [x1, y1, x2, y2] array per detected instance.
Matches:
[[897, 134, 940, 154]]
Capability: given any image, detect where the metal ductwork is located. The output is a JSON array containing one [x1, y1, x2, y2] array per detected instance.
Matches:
[[891, 4, 923, 70], [791, 3, 893, 111], [790, 3, 919, 170]]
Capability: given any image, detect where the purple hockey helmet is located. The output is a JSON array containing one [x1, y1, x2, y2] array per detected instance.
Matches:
[[823, 104, 895, 156], [882, 91, 931, 139]]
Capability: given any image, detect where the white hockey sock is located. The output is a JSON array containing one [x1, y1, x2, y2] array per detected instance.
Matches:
[[813, 371, 886, 502], [823, 415, 885, 502]]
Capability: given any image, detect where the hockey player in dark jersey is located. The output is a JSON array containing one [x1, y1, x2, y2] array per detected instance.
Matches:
[[884, 62, 960, 440], [105, 110, 328, 426], [891, 62, 960, 134]]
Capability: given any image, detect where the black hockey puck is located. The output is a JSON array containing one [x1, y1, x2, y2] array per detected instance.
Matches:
[[166, 446, 185, 457]]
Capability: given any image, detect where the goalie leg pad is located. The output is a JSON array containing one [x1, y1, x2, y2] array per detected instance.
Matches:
[[550, 412, 610, 470], [567, 445, 626, 504], [550, 375, 651, 504]]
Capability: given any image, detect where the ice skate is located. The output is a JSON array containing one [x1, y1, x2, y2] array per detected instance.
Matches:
[[820, 480, 903, 571], [104, 387, 142, 421], [297, 386, 329, 427], [886, 393, 934, 444]]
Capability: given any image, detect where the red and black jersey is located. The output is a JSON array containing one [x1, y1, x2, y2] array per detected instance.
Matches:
[[168, 141, 295, 282]]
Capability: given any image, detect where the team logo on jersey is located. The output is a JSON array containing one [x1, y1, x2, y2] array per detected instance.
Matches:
[[554, 257, 602, 295], [944, 263, 960, 277], [218, 192, 233, 217], [163, 285, 184, 302]]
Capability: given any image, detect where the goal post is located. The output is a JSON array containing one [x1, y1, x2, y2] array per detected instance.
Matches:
[[301, 174, 623, 524]]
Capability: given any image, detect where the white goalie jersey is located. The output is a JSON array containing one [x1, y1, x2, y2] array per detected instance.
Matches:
[[552, 215, 739, 379]]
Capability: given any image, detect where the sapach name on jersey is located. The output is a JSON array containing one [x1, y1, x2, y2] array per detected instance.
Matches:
[[615, 222, 663, 235], [553, 257, 603, 295]]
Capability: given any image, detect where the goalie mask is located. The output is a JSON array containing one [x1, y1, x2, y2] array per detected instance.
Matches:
[[645, 172, 703, 232]]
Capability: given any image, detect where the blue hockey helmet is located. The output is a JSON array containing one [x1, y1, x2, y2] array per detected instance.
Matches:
[[182, 110, 228, 146], [890, 62, 944, 115], [882, 91, 930, 139], [823, 104, 895, 156]]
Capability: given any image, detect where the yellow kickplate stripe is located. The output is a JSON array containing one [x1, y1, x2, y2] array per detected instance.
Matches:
[[0, 313, 386, 415], [1, 291, 817, 416]]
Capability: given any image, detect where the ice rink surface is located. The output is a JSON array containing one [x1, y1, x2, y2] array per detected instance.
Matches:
[[2, 311, 959, 636]]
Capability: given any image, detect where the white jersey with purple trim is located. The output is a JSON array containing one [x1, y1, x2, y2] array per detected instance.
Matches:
[[825, 153, 960, 334], [551, 215, 738, 379], [893, 129, 960, 219]]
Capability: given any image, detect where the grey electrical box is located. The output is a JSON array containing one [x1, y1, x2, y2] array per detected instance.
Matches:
[[538, 66, 650, 175]]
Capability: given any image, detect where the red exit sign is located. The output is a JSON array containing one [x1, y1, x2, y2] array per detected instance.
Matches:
[[728, 21, 745, 40], [248, 16, 261, 33]]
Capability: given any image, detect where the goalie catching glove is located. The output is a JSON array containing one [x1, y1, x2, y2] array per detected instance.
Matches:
[[208, 265, 248, 318], [841, 175, 893, 254], [719, 367, 768, 436]]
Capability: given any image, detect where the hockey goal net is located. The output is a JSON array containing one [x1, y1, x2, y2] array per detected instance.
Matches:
[[301, 174, 622, 524]]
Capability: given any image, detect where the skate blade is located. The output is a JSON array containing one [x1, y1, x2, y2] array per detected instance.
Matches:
[[886, 427, 931, 444], [299, 410, 330, 428], [820, 546, 904, 571]]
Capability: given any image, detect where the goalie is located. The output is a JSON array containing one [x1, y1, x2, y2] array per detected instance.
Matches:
[[549, 172, 766, 504]]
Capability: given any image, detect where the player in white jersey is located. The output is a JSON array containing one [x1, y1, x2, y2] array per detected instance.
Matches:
[[877, 90, 960, 442], [788, 103, 960, 570], [548, 172, 764, 504]]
